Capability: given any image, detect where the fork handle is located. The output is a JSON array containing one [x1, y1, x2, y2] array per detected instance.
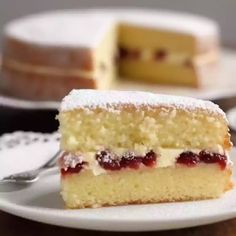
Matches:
[[39, 166, 59, 177]]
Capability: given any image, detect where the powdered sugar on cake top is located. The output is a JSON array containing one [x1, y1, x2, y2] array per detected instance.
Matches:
[[5, 11, 113, 47], [60, 90, 226, 118], [5, 9, 218, 47]]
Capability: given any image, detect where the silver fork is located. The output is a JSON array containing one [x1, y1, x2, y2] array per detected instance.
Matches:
[[0, 150, 61, 185]]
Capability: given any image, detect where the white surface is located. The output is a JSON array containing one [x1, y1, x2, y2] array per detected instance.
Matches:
[[60, 89, 225, 118], [0, 132, 235, 231], [5, 9, 218, 47], [226, 107, 236, 131], [0, 132, 59, 179]]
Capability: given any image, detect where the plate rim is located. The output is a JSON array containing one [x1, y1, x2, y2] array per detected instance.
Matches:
[[0, 194, 236, 231]]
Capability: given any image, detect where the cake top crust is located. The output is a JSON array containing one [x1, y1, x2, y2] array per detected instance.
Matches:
[[5, 9, 218, 47], [60, 89, 226, 118]]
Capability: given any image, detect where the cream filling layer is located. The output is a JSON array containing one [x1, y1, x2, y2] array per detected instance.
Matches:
[[60, 146, 229, 176], [3, 58, 93, 78], [139, 49, 218, 65], [4, 50, 217, 79]]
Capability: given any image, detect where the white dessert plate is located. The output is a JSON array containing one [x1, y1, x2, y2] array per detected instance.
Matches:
[[0, 131, 236, 232], [1, 48, 236, 111]]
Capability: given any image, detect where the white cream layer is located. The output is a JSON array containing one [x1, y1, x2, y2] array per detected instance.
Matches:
[[128, 49, 217, 65], [60, 146, 228, 176], [3, 59, 93, 78], [4, 50, 217, 79], [6, 9, 218, 48]]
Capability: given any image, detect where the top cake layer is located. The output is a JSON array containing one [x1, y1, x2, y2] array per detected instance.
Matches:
[[59, 90, 231, 153], [5, 9, 218, 48], [60, 89, 226, 118]]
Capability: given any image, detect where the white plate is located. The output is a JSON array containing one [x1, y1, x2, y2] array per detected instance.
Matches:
[[227, 107, 236, 132], [1, 49, 236, 111], [0, 132, 236, 232]]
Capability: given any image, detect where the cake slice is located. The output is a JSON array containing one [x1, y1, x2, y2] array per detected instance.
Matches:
[[58, 89, 233, 209]]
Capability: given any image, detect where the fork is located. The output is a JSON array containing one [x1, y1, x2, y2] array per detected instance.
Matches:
[[0, 150, 61, 185]]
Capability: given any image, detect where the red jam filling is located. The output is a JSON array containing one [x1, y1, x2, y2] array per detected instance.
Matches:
[[61, 162, 86, 176], [96, 150, 121, 171], [61, 150, 227, 175], [141, 150, 157, 167], [176, 151, 200, 167], [199, 151, 227, 170], [96, 150, 157, 171], [176, 151, 227, 169], [118, 47, 140, 60], [154, 49, 167, 61], [184, 59, 193, 68]]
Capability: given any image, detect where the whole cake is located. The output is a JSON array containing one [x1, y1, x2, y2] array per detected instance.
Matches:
[[58, 89, 232, 209], [1, 9, 219, 100]]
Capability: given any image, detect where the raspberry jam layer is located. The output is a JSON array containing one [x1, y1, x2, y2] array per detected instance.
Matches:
[[61, 162, 85, 175], [118, 47, 140, 60], [117, 47, 192, 67], [95, 150, 157, 171], [154, 49, 167, 61], [176, 151, 227, 169], [60, 150, 157, 175], [60, 149, 227, 176]]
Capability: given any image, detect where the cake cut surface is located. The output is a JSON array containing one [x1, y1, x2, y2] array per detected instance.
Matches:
[[58, 90, 233, 209]]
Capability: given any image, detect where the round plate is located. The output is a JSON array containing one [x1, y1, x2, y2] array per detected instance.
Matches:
[[1, 49, 236, 111], [0, 132, 235, 232], [227, 107, 236, 132]]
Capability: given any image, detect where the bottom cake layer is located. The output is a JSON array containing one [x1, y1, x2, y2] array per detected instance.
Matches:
[[61, 165, 233, 209], [1, 69, 97, 101]]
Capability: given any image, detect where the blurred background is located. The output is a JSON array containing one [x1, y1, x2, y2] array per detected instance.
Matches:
[[0, 0, 236, 48], [0, 0, 236, 135]]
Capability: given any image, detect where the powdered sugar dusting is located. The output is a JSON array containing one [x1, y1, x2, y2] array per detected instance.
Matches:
[[59, 152, 83, 170], [5, 11, 113, 47], [5, 9, 218, 47], [60, 89, 226, 118]]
